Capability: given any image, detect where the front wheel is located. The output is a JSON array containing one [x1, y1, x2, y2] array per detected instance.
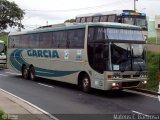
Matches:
[[22, 66, 28, 79], [28, 66, 36, 81], [81, 74, 91, 93]]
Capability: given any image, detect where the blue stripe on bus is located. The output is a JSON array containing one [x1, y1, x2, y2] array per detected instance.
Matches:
[[10, 49, 79, 77]]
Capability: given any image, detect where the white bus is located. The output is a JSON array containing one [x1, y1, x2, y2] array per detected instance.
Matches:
[[8, 22, 147, 92], [76, 10, 148, 40], [0, 40, 6, 65]]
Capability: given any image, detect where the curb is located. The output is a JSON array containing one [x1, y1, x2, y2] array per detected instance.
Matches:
[[130, 88, 160, 96]]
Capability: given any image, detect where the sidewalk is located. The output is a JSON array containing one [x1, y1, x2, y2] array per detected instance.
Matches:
[[0, 89, 57, 120]]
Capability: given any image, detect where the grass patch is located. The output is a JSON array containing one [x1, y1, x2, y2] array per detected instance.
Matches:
[[0, 111, 10, 120], [143, 51, 160, 92], [148, 37, 160, 44]]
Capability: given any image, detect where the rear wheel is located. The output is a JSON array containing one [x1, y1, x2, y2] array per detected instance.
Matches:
[[81, 74, 91, 93], [22, 65, 28, 79], [28, 66, 35, 81]]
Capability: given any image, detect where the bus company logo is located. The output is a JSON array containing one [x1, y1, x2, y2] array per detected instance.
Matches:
[[27, 50, 59, 58]]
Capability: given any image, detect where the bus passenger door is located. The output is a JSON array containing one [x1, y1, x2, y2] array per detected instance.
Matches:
[[88, 43, 105, 89]]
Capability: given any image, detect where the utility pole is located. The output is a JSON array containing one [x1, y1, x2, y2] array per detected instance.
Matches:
[[134, 0, 138, 11]]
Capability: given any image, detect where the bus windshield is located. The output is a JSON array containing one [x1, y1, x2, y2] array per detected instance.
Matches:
[[88, 26, 146, 72], [111, 43, 146, 71], [122, 17, 147, 30]]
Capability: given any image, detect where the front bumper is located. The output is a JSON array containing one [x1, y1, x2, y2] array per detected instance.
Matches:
[[104, 78, 147, 90]]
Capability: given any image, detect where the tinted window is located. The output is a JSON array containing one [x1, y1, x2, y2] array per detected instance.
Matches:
[[88, 27, 104, 42], [53, 31, 67, 48], [67, 29, 85, 48], [108, 15, 116, 22], [21, 35, 29, 48], [88, 27, 94, 42], [100, 16, 107, 22], [29, 34, 39, 48], [87, 17, 92, 22], [9, 36, 20, 48], [39, 32, 52, 48], [93, 16, 100, 22], [76, 18, 81, 23], [81, 17, 86, 23]]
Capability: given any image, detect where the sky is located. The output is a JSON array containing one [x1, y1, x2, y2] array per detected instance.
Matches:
[[7, 0, 160, 31]]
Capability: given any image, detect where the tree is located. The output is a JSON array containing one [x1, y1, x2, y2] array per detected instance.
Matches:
[[0, 0, 25, 31], [64, 19, 75, 23]]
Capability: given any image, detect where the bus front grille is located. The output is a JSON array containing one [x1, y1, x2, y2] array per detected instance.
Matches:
[[122, 81, 140, 88]]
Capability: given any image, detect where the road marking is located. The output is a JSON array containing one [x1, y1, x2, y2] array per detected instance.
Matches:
[[123, 89, 158, 99], [5, 72, 21, 76], [38, 83, 54, 88], [0, 88, 59, 120], [132, 110, 149, 117], [0, 74, 8, 77]]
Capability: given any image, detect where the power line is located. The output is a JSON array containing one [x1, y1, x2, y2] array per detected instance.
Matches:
[[24, 0, 129, 13]]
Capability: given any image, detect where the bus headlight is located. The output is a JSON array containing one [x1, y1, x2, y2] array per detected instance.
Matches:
[[142, 80, 147, 84], [112, 83, 120, 90]]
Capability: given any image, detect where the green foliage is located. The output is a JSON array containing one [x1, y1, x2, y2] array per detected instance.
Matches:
[[144, 51, 160, 91], [0, 111, 10, 120], [0, 0, 25, 31], [64, 19, 75, 23], [0, 34, 7, 44], [148, 37, 160, 44]]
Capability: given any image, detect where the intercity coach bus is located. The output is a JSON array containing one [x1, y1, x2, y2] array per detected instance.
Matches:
[[8, 22, 147, 92], [76, 10, 148, 40]]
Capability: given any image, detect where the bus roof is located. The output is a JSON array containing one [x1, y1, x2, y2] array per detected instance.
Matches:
[[76, 10, 146, 18], [9, 22, 141, 36], [76, 10, 123, 18]]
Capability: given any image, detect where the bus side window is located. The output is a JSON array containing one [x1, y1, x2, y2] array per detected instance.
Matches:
[[117, 17, 122, 23], [14, 35, 21, 48], [86, 17, 92, 22], [67, 29, 85, 48], [29, 34, 39, 48], [76, 18, 81, 23], [100, 16, 107, 22], [21, 35, 29, 48], [108, 15, 116, 22], [39, 32, 52, 48], [93, 16, 100, 22], [54, 31, 67, 48], [81, 17, 86, 23], [88, 27, 94, 42]]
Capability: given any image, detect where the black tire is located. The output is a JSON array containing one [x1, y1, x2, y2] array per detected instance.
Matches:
[[28, 66, 36, 81], [81, 74, 91, 93], [22, 65, 28, 79]]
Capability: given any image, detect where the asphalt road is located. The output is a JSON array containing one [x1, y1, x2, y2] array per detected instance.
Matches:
[[0, 68, 160, 120]]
